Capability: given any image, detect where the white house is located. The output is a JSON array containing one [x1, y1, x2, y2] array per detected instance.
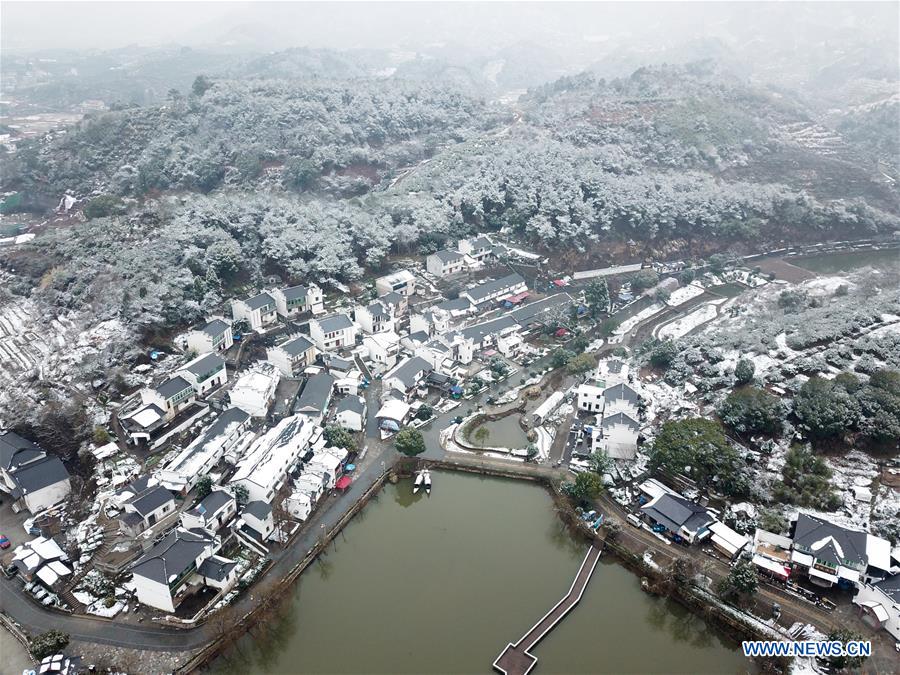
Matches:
[[575, 384, 605, 414], [708, 521, 749, 560], [267, 335, 317, 377], [461, 272, 527, 308], [129, 528, 223, 613], [0, 432, 72, 515], [378, 291, 407, 317], [376, 399, 411, 433], [285, 490, 314, 522], [383, 356, 433, 398], [457, 235, 494, 262], [362, 331, 401, 371], [426, 249, 465, 277], [375, 270, 416, 297], [294, 372, 335, 423], [158, 407, 251, 493], [355, 301, 393, 334], [603, 383, 641, 419], [591, 411, 640, 460], [230, 415, 315, 503], [229, 363, 280, 417], [409, 308, 452, 337], [240, 501, 276, 542], [335, 396, 366, 432], [118, 484, 176, 536], [308, 447, 347, 489], [186, 318, 233, 355], [178, 353, 227, 396], [270, 283, 324, 317], [309, 313, 356, 351], [232, 292, 277, 332], [854, 576, 900, 640], [180, 489, 237, 533]]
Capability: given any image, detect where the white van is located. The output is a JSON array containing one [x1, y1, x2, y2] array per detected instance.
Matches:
[[626, 513, 642, 528]]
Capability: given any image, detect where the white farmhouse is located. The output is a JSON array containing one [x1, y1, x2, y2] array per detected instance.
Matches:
[[0, 432, 71, 515], [355, 301, 394, 334], [270, 283, 324, 318], [383, 356, 433, 399], [854, 576, 900, 640], [334, 396, 366, 432], [229, 363, 281, 417], [180, 489, 237, 533], [267, 335, 317, 377], [232, 292, 277, 332], [309, 313, 356, 351], [426, 249, 465, 277], [230, 415, 314, 503], [461, 272, 527, 308], [375, 270, 416, 297], [362, 331, 401, 371], [178, 353, 227, 396], [186, 318, 233, 355], [457, 235, 494, 262], [575, 384, 605, 414]]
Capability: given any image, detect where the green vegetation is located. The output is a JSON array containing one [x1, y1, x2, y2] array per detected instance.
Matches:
[[824, 628, 870, 671], [733, 358, 755, 385], [630, 270, 659, 293], [566, 471, 604, 503], [718, 386, 784, 435], [649, 418, 749, 497], [566, 352, 595, 376], [92, 425, 111, 445], [233, 484, 249, 505], [195, 475, 213, 500], [773, 445, 841, 511], [584, 278, 610, 317], [29, 630, 70, 660], [473, 426, 490, 448], [717, 561, 758, 603], [324, 425, 358, 453], [83, 194, 126, 219], [395, 427, 426, 457], [415, 405, 433, 421]]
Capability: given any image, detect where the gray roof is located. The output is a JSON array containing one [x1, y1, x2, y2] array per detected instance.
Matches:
[[203, 407, 250, 439], [280, 285, 309, 301], [602, 412, 640, 432], [641, 494, 713, 536], [379, 291, 403, 306], [128, 485, 174, 517], [875, 574, 900, 602], [603, 383, 640, 406], [244, 292, 275, 310], [435, 297, 473, 313], [192, 489, 234, 519], [792, 513, 868, 568], [294, 373, 335, 415], [406, 331, 430, 344], [464, 272, 525, 304], [198, 555, 238, 583], [130, 528, 213, 584], [156, 375, 193, 399], [279, 335, 315, 357], [387, 357, 433, 389], [199, 319, 230, 337], [510, 292, 573, 326], [430, 249, 464, 264], [606, 359, 624, 374], [243, 500, 272, 520], [9, 455, 70, 494], [460, 315, 518, 346], [182, 353, 225, 377], [316, 313, 354, 333], [365, 302, 389, 319], [468, 235, 492, 250], [336, 396, 365, 415], [326, 356, 352, 372], [0, 431, 44, 471]]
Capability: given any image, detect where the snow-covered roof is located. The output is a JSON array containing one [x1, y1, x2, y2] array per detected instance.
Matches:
[[376, 399, 410, 422]]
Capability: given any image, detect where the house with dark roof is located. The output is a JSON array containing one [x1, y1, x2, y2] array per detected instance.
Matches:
[[790, 513, 889, 587], [640, 493, 714, 544], [232, 292, 277, 331], [309, 313, 356, 351], [270, 283, 324, 318], [603, 383, 641, 418], [293, 372, 335, 422], [355, 301, 393, 334], [461, 273, 527, 307], [267, 335, 317, 377], [426, 249, 465, 277], [334, 396, 366, 432], [178, 353, 227, 396], [0, 432, 71, 515], [129, 528, 223, 612], [118, 484, 176, 536], [458, 235, 494, 262], [186, 317, 233, 355], [240, 501, 275, 542], [181, 489, 237, 533], [384, 356, 433, 398], [854, 574, 900, 640]]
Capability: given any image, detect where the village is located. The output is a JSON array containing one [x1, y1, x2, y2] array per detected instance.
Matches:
[[1, 231, 899, 673]]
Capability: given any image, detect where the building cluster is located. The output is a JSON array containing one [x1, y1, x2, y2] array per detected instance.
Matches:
[[571, 359, 642, 460], [629, 478, 900, 642], [2, 234, 582, 620]]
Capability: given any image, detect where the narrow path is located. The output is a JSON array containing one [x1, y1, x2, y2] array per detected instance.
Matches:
[[493, 544, 603, 675]]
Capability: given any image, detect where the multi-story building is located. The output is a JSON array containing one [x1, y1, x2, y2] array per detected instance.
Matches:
[[426, 249, 465, 277], [232, 292, 277, 331], [270, 283, 324, 318], [309, 313, 356, 351], [186, 318, 233, 355], [374, 270, 416, 297], [178, 353, 227, 396], [267, 335, 317, 377]]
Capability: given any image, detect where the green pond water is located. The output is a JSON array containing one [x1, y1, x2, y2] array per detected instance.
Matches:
[[792, 249, 899, 274], [470, 414, 530, 450], [210, 472, 752, 675]]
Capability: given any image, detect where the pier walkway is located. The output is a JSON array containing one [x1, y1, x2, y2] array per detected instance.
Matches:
[[493, 543, 602, 675]]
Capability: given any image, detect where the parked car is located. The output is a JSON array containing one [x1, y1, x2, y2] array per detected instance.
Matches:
[[0, 534, 10, 549], [626, 513, 642, 528]]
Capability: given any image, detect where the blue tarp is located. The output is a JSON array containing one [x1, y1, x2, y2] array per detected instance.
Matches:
[[344, 463, 356, 472], [380, 419, 400, 432]]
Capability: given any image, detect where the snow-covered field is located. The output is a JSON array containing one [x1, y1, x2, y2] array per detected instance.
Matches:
[[665, 283, 705, 307], [656, 302, 721, 339]]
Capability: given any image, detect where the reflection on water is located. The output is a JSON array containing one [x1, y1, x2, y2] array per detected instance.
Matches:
[[209, 472, 752, 675], [793, 249, 900, 274], [470, 414, 530, 449]]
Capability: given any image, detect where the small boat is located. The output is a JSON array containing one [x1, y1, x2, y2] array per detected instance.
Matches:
[[413, 470, 425, 494], [423, 469, 432, 495]]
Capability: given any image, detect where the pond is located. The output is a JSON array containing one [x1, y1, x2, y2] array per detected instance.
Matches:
[[210, 472, 753, 675], [792, 248, 900, 275], [708, 282, 746, 299], [468, 414, 530, 450]]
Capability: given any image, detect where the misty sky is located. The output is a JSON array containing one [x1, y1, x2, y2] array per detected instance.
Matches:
[[3, 1, 897, 58]]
